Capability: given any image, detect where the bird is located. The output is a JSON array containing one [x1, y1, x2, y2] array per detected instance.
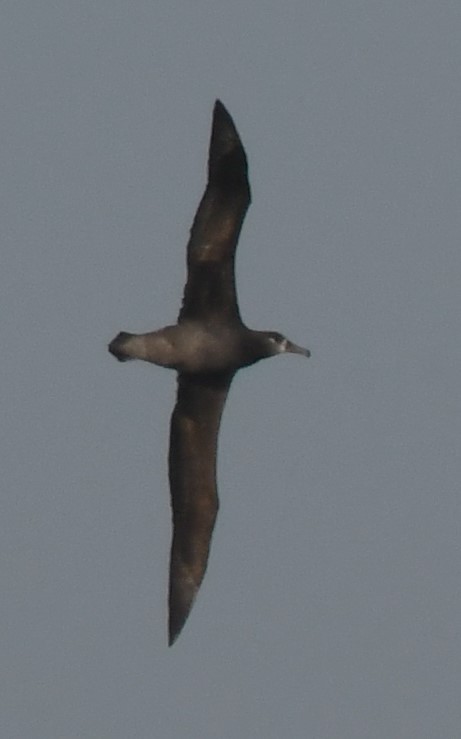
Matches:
[[108, 100, 310, 646]]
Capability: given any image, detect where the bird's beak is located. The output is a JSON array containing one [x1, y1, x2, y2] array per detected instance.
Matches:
[[285, 340, 311, 358]]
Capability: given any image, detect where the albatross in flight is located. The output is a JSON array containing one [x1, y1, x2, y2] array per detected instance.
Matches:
[[108, 101, 310, 645]]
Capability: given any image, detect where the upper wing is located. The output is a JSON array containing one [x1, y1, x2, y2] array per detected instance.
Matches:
[[178, 101, 251, 324], [167, 371, 234, 645]]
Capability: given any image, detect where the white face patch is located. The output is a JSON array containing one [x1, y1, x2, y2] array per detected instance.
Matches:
[[268, 335, 287, 353]]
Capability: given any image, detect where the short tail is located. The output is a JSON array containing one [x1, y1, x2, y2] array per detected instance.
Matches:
[[108, 332, 135, 362]]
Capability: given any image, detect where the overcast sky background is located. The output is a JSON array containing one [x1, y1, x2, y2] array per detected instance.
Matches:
[[2, 2, 460, 737]]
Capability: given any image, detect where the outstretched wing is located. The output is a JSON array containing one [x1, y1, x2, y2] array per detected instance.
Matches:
[[168, 371, 234, 645], [178, 100, 251, 325]]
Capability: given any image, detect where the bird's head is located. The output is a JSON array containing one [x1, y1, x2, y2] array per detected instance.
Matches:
[[260, 331, 311, 359]]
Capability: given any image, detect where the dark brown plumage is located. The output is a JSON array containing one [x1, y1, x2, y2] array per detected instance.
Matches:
[[108, 101, 309, 646], [179, 101, 250, 325]]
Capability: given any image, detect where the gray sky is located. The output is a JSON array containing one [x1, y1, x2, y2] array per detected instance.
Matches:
[[2, 2, 461, 737]]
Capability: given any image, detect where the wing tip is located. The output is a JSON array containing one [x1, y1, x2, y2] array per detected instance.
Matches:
[[213, 98, 230, 118], [211, 99, 240, 143], [168, 571, 199, 646], [208, 100, 249, 194], [168, 629, 179, 647]]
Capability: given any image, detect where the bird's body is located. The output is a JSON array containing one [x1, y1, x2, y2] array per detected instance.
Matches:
[[109, 101, 309, 645], [109, 323, 298, 373]]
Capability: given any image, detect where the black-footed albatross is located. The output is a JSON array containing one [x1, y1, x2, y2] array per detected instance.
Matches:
[[108, 101, 310, 646]]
